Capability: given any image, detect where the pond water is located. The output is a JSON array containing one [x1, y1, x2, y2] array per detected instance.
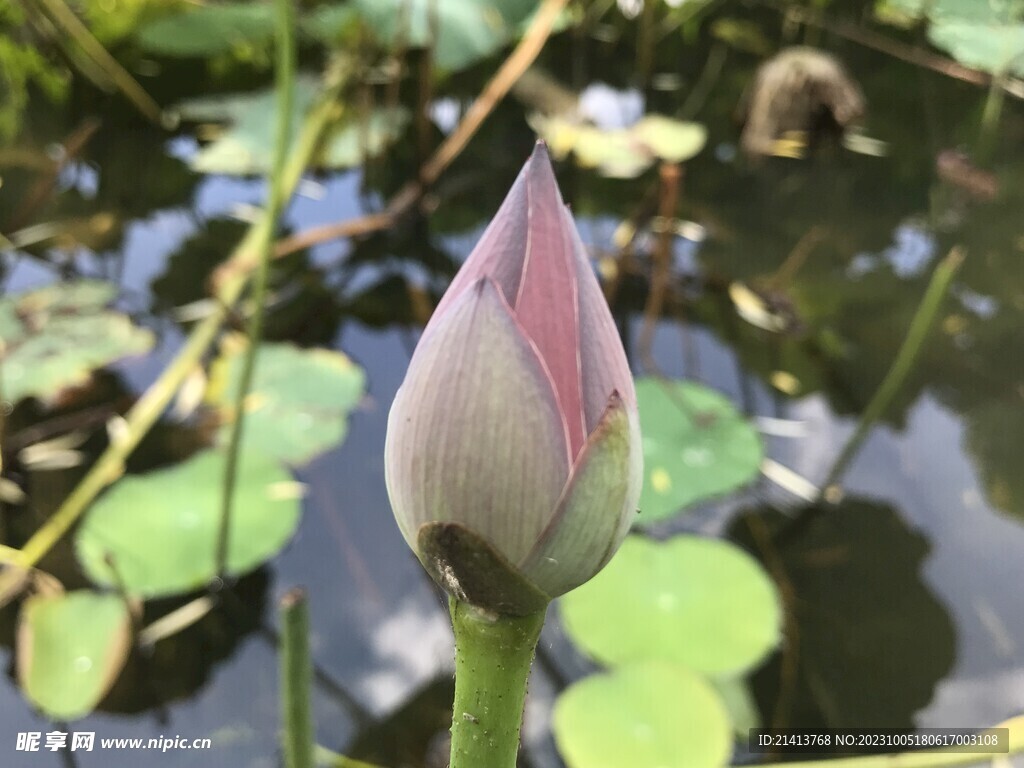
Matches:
[[2, 4, 1024, 767]]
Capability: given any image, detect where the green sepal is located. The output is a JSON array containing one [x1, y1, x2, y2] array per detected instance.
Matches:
[[417, 522, 551, 616]]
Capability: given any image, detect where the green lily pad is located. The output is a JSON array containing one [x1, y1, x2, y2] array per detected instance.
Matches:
[[339, 0, 539, 72], [631, 115, 708, 164], [553, 661, 732, 768], [532, 114, 706, 179], [879, 0, 1024, 73], [881, 0, 1017, 24], [0, 280, 154, 404], [300, 5, 360, 43], [136, 2, 276, 58], [319, 107, 413, 169], [635, 377, 763, 523], [928, 22, 1024, 76], [76, 449, 301, 598], [176, 79, 409, 175], [17, 591, 131, 720], [572, 125, 654, 179], [560, 535, 782, 676], [207, 341, 366, 465]]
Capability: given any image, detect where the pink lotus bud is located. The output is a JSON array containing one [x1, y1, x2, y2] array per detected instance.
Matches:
[[385, 142, 642, 615]]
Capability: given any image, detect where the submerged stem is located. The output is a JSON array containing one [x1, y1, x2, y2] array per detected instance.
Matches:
[[215, 0, 296, 581], [448, 599, 546, 768], [281, 589, 314, 768], [976, 70, 1006, 165], [822, 247, 964, 492]]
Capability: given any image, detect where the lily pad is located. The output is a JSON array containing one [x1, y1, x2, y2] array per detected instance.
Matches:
[[553, 661, 732, 768], [76, 449, 301, 598], [17, 591, 131, 720], [879, 0, 1024, 73], [0, 280, 154, 404], [176, 79, 409, 175], [928, 22, 1024, 76], [532, 114, 706, 178], [319, 108, 413, 169], [560, 535, 782, 676], [300, 5, 360, 43], [881, 0, 1017, 24], [635, 377, 763, 523], [343, 0, 539, 72], [207, 341, 366, 465], [632, 115, 708, 163], [136, 2, 276, 58]]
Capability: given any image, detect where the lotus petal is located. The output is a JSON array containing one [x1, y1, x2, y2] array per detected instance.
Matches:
[[519, 393, 636, 596], [385, 278, 570, 563], [567, 207, 636, 431], [429, 163, 530, 326], [514, 145, 587, 458]]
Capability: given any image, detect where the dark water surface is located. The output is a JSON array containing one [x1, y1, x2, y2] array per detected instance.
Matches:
[[2, 9, 1024, 767]]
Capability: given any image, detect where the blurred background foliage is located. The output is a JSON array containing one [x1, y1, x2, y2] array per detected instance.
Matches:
[[1, 0, 1024, 765]]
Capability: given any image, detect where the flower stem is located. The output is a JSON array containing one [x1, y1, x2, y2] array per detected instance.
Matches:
[[215, 0, 296, 582], [280, 588, 314, 768], [821, 246, 964, 493], [448, 599, 546, 768]]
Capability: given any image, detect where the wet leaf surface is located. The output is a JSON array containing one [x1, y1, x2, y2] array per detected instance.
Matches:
[[136, 3, 277, 58], [176, 80, 410, 175], [76, 450, 301, 598], [17, 591, 131, 720], [206, 341, 365, 466], [533, 114, 706, 178], [348, 0, 538, 72], [635, 377, 763, 523], [553, 661, 732, 768], [0, 281, 154, 404], [560, 535, 782, 676]]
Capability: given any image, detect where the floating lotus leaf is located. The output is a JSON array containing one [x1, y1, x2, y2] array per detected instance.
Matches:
[[532, 114, 706, 178], [0, 281, 154, 404], [928, 22, 1024, 76], [76, 449, 301, 598], [176, 79, 409, 175], [879, 0, 1024, 74], [136, 2, 276, 58], [17, 591, 131, 720], [553, 661, 732, 768], [560, 535, 781, 676], [207, 341, 366, 465], [635, 377, 763, 523], [333, 0, 539, 72]]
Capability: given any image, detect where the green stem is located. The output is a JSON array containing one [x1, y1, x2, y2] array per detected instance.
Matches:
[[448, 599, 546, 768], [281, 588, 315, 768], [822, 247, 964, 492], [976, 70, 1006, 165], [30, 0, 165, 125], [215, 0, 296, 582]]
